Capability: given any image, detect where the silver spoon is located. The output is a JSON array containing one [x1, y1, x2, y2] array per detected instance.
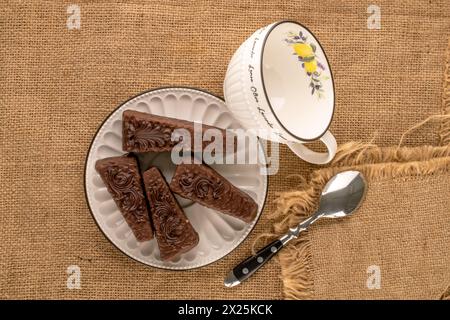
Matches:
[[224, 170, 367, 287]]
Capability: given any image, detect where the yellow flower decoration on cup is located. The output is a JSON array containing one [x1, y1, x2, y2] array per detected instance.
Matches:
[[285, 32, 329, 98]]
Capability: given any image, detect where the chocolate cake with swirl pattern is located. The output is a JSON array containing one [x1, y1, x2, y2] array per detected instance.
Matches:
[[143, 167, 199, 260], [95, 155, 153, 242], [122, 110, 235, 153], [169, 163, 258, 223]]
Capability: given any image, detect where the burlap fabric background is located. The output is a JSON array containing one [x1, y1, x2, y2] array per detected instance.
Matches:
[[272, 144, 450, 299], [0, 1, 449, 299]]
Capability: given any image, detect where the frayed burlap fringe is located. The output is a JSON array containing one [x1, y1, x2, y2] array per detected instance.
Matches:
[[279, 237, 313, 300], [441, 285, 450, 300], [272, 143, 450, 299], [331, 142, 450, 167], [440, 39, 450, 145], [270, 143, 450, 234]]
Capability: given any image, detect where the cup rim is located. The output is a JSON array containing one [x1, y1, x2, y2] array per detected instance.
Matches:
[[259, 20, 336, 142]]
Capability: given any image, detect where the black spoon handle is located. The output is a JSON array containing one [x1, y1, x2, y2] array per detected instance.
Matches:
[[226, 239, 283, 286]]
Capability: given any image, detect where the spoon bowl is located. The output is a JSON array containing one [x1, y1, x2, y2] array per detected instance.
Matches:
[[318, 170, 367, 219]]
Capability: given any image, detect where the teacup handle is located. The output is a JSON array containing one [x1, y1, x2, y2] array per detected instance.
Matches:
[[286, 130, 337, 165]]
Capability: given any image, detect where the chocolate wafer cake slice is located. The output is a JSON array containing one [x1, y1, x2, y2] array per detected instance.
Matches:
[[122, 110, 235, 153], [143, 167, 199, 260], [169, 163, 258, 223], [95, 155, 153, 241]]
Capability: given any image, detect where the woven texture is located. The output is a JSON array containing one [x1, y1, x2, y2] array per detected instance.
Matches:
[[441, 39, 450, 144], [273, 145, 450, 299], [0, 0, 449, 299], [313, 173, 450, 299]]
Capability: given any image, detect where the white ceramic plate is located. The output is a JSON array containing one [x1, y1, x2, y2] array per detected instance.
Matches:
[[84, 87, 268, 269]]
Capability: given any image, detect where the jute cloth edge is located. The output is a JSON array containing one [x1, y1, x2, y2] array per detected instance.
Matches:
[[440, 38, 450, 145], [269, 143, 450, 299]]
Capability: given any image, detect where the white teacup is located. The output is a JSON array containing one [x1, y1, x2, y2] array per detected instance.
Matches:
[[224, 20, 336, 164]]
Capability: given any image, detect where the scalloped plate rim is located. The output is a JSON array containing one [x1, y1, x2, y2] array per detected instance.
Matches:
[[84, 87, 268, 270]]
